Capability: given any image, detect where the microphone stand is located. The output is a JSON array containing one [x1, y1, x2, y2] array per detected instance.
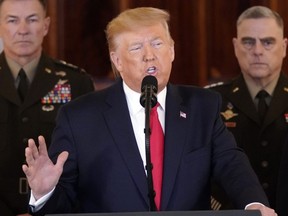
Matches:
[[143, 86, 157, 211]]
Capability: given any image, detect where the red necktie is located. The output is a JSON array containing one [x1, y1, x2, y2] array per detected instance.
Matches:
[[150, 103, 164, 210]]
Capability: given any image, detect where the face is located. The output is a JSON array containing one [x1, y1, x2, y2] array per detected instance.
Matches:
[[110, 23, 175, 93], [233, 18, 287, 84], [0, 0, 50, 63]]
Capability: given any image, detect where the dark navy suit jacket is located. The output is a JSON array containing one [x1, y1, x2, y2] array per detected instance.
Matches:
[[33, 79, 268, 215]]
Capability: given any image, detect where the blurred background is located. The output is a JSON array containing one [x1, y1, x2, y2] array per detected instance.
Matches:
[[42, 0, 288, 89]]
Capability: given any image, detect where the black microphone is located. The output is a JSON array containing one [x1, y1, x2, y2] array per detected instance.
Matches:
[[140, 75, 158, 108], [140, 75, 158, 211]]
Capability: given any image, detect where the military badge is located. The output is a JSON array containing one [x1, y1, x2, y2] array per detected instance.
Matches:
[[221, 109, 238, 121], [55, 71, 67, 77], [42, 105, 55, 112], [220, 102, 238, 128], [224, 122, 237, 128], [232, 87, 239, 93], [41, 84, 72, 111], [45, 68, 52, 74]]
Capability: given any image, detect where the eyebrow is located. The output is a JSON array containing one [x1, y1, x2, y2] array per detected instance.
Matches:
[[5, 13, 40, 19], [241, 36, 276, 41]]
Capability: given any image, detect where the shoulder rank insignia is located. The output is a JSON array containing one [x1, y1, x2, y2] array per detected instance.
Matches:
[[204, 82, 224, 89]]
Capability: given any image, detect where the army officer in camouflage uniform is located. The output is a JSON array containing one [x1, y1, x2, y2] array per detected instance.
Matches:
[[0, 0, 95, 215]]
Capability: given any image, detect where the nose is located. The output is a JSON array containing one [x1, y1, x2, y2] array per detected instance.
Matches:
[[18, 21, 29, 35], [253, 40, 264, 55], [143, 45, 155, 62]]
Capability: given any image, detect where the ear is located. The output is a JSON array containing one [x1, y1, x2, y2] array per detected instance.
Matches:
[[43, 16, 50, 36], [283, 38, 287, 58], [232, 37, 238, 57], [110, 51, 122, 72], [170, 44, 175, 62]]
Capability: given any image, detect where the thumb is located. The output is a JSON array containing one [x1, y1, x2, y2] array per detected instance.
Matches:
[[55, 151, 69, 169]]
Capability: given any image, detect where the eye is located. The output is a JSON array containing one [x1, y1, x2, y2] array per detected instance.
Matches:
[[261, 39, 275, 50], [242, 38, 255, 50], [151, 40, 163, 48], [7, 18, 18, 24], [129, 44, 142, 52], [27, 17, 39, 23]]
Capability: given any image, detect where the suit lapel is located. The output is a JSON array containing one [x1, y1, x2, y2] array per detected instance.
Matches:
[[161, 84, 190, 209], [264, 74, 288, 127], [103, 81, 149, 206]]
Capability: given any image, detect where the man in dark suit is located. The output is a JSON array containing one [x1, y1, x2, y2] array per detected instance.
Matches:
[[22, 7, 277, 216], [207, 6, 288, 216], [0, 0, 95, 215]]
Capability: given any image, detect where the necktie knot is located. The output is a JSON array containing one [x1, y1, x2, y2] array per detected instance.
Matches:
[[256, 89, 269, 100], [17, 68, 28, 102], [256, 90, 269, 123], [151, 103, 160, 118], [18, 68, 27, 79]]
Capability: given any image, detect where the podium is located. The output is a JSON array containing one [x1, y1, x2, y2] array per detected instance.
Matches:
[[46, 210, 261, 216]]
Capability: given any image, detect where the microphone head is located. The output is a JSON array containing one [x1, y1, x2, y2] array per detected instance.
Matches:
[[140, 75, 158, 108], [141, 75, 158, 92]]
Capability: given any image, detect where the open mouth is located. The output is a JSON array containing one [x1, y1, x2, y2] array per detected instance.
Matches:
[[147, 66, 157, 74]]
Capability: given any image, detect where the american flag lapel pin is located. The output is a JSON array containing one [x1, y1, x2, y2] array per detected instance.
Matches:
[[180, 111, 187, 119]]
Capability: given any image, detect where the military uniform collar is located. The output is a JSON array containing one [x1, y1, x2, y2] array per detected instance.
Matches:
[[244, 73, 280, 100], [5, 54, 41, 84]]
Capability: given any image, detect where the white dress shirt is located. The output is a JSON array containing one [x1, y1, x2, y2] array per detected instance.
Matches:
[[123, 81, 166, 167]]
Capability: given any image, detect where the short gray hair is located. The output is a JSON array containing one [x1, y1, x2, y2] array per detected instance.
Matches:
[[237, 6, 283, 30]]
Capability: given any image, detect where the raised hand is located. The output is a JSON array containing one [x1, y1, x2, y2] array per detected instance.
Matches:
[[22, 135, 69, 200]]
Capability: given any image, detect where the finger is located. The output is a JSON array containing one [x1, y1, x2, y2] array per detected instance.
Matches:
[[25, 145, 35, 166], [38, 135, 48, 156], [22, 164, 28, 175], [22, 163, 32, 178], [28, 138, 39, 160]]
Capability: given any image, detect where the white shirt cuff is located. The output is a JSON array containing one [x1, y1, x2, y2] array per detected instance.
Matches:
[[245, 202, 265, 209], [29, 187, 55, 212]]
